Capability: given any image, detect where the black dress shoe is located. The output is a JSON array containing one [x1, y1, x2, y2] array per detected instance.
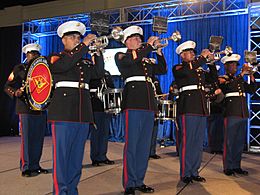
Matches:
[[101, 159, 115, 165], [21, 170, 38, 177], [124, 187, 135, 195], [35, 167, 49, 174], [181, 176, 193, 184], [136, 185, 154, 193], [92, 161, 101, 166], [233, 168, 248, 175], [224, 169, 235, 176], [149, 154, 161, 159], [192, 175, 206, 182]]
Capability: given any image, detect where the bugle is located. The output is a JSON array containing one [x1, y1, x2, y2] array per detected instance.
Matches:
[[142, 30, 181, 49], [89, 26, 124, 52]]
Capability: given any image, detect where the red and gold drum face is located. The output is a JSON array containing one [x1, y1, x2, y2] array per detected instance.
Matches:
[[26, 57, 52, 110]]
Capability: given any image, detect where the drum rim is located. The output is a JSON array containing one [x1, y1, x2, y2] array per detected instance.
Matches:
[[103, 88, 123, 93]]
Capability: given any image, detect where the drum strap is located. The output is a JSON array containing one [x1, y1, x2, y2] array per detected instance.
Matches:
[[225, 92, 245, 98], [55, 81, 89, 90], [179, 85, 205, 93]]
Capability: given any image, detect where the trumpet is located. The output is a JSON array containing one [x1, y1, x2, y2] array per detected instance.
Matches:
[[142, 30, 181, 49], [207, 46, 233, 62], [244, 50, 259, 74], [243, 63, 259, 75], [89, 26, 124, 52]]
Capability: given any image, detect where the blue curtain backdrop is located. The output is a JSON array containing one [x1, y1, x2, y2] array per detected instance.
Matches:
[[39, 14, 248, 142]]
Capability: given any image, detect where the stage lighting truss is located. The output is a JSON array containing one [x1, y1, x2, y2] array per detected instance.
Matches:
[[21, 0, 260, 152], [22, 0, 247, 43], [248, 2, 260, 153]]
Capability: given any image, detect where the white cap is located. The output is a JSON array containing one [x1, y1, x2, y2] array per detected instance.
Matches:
[[176, 40, 196, 55], [22, 43, 41, 54], [57, 21, 86, 38], [221, 54, 241, 64], [122, 25, 143, 44]]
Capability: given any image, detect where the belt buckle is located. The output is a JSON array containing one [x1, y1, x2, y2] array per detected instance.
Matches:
[[79, 83, 85, 89]]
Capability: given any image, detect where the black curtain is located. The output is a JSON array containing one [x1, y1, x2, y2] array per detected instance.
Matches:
[[0, 25, 22, 136]]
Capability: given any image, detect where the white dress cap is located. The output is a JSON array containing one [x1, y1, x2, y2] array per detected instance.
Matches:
[[176, 40, 196, 55], [221, 54, 241, 64], [122, 25, 143, 44], [57, 21, 86, 38], [22, 43, 41, 54]]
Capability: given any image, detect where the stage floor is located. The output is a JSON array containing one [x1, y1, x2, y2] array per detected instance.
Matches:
[[0, 136, 259, 195]]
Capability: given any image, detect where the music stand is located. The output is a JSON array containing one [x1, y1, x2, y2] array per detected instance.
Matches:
[[152, 16, 168, 34], [90, 13, 110, 35]]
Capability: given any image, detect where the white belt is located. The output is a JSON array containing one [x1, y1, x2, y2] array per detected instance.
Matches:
[[225, 92, 246, 98], [55, 81, 89, 90], [90, 89, 98, 93], [124, 76, 152, 84], [179, 85, 205, 93]]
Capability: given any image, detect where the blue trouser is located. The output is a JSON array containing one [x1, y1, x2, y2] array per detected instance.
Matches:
[[223, 117, 247, 170], [123, 110, 154, 189], [208, 114, 224, 152], [150, 120, 158, 156], [51, 122, 90, 195], [19, 113, 46, 172], [178, 115, 207, 178], [90, 112, 111, 162]]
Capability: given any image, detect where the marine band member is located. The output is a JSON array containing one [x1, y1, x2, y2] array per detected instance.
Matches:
[[115, 25, 167, 195], [219, 54, 257, 176], [48, 21, 104, 195], [172, 40, 217, 184], [5, 43, 48, 177]]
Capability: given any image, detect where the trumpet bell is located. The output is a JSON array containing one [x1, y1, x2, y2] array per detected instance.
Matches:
[[170, 31, 182, 42], [224, 46, 233, 56], [110, 26, 124, 41]]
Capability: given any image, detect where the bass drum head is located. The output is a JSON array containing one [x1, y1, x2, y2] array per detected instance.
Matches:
[[26, 57, 52, 110]]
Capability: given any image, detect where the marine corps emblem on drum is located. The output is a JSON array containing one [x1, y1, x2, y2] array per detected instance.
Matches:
[[25, 57, 53, 110]]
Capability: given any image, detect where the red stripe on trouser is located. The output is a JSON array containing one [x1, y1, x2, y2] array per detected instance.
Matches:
[[51, 122, 59, 195], [223, 118, 228, 170], [19, 114, 25, 169], [181, 115, 186, 178], [123, 111, 129, 189]]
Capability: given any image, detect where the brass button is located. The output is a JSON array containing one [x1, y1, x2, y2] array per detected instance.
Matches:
[[63, 93, 67, 96], [71, 52, 73, 55], [80, 78, 84, 81]]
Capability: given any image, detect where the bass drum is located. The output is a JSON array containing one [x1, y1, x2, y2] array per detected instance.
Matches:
[[25, 56, 53, 111]]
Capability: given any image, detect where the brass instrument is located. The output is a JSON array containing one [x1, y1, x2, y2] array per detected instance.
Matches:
[[89, 26, 124, 52], [213, 46, 233, 60], [244, 50, 259, 74], [142, 30, 181, 49], [207, 46, 233, 62]]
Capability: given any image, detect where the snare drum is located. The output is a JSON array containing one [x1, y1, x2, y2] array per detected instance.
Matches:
[[156, 100, 176, 121], [102, 88, 123, 114]]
